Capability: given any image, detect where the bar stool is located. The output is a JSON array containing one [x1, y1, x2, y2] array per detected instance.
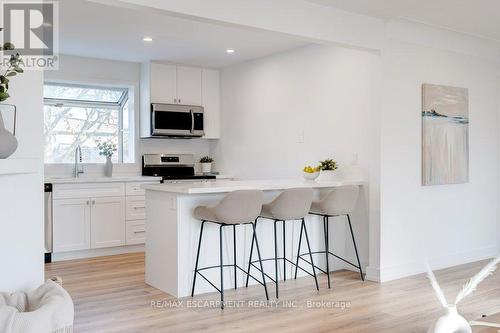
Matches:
[[296, 185, 363, 288], [245, 188, 319, 298], [191, 190, 269, 309]]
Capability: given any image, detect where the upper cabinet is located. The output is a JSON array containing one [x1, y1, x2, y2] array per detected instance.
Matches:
[[176, 65, 202, 105], [149, 63, 177, 104], [140, 62, 220, 139], [202, 69, 221, 139]]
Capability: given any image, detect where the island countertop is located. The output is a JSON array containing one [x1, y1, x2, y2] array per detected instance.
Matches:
[[143, 178, 365, 194]]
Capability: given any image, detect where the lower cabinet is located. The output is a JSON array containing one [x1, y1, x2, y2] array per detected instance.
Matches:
[[90, 196, 125, 249], [126, 220, 146, 245], [53, 181, 159, 253], [53, 198, 91, 252]]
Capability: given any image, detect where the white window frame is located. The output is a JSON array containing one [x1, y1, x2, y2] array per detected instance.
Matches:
[[43, 82, 131, 163]]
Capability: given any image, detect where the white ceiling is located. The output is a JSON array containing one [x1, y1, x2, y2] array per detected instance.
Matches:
[[59, 0, 310, 67], [307, 0, 500, 42]]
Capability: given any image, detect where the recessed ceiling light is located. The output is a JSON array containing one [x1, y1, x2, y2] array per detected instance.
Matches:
[[226, 49, 235, 54], [143, 36, 153, 42]]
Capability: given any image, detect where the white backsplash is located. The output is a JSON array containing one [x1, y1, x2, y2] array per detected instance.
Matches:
[[45, 138, 215, 178]]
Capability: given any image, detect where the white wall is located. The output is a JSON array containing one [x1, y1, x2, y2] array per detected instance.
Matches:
[[377, 21, 500, 281], [44, 54, 211, 176], [212, 23, 500, 282], [0, 70, 44, 292], [213, 44, 381, 271]]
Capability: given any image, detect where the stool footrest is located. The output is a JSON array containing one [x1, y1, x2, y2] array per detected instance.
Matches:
[[249, 257, 317, 281], [195, 264, 267, 288], [298, 251, 361, 269]]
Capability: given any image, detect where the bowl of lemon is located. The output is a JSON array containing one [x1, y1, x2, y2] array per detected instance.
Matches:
[[303, 166, 320, 180]]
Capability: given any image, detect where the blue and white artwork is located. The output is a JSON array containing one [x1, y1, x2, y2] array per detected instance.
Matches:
[[422, 84, 469, 186]]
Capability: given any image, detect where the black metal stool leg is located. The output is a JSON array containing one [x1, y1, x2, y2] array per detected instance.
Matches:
[[253, 223, 269, 301], [245, 219, 257, 287], [219, 224, 225, 309], [283, 220, 286, 281], [294, 219, 304, 279], [191, 221, 205, 297], [233, 225, 237, 290], [324, 216, 331, 288], [347, 214, 364, 281], [274, 220, 279, 298], [302, 218, 319, 291]]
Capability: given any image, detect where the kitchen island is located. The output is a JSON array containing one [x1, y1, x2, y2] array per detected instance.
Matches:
[[144, 179, 365, 297]]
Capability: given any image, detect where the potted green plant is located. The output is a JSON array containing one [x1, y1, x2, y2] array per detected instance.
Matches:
[[200, 156, 214, 174], [318, 158, 338, 181], [0, 39, 23, 159], [97, 140, 117, 177]]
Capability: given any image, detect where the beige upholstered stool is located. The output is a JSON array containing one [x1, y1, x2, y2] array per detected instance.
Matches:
[[245, 188, 318, 298], [191, 190, 268, 309], [301, 185, 363, 288]]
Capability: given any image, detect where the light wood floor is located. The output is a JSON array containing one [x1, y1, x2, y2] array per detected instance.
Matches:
[[45, 253, 500, 333]]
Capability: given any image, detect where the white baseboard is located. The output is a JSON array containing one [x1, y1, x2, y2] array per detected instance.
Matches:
[[365, 266, 381, 282], [377, 245, 498, 282], [52, 244, 145, 262]]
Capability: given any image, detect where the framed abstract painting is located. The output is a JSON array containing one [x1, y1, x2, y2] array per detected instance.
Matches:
[[422, 84, 469, 186]]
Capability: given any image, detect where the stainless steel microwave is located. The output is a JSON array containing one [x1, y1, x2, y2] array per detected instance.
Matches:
[[150, 103, 204, 137]]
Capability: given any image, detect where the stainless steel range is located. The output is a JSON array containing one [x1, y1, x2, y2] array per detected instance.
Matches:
[[142, 154, 216, 182]]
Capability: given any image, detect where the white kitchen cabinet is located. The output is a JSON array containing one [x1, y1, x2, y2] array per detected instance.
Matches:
[[177, 66, 202, 105], [91, 196, 126, 249], [52, 181, 160, 253], [53, 198, 91, 252], [126, 196, 146, 220], [126, 221, 146, 245], [141, 62, 221, 139], [202, 69, 221, 139], [150, 63, 177, 104]]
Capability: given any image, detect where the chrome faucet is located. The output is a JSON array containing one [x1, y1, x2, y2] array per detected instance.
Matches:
[[74, 145, 84, 178]]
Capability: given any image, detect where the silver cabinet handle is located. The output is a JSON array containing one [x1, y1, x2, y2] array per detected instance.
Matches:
[[133, 206, 146, 210], [92, 200, 95, 205], [86, 200, 90, 205], [178, 98, 181, 104], [190, 109, 194, 133]]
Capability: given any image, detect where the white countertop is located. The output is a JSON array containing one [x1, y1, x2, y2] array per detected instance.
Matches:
[[143, 178, 365, 194], [45, 175, 162, 184]]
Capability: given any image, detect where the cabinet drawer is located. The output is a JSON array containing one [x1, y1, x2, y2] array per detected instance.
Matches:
[[126, 220, 145, 245], [126, 182, 158, 196], [126, 196, 146, 220], [53, 183, 125, 200]]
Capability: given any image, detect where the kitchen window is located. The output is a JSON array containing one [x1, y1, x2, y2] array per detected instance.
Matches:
[[43, 82, 134, 164]]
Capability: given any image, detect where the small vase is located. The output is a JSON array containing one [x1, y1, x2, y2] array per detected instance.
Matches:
[[318, 170, 337, 181], [201, 163, 212, 174], [0, 112, 18, 159], [427, 306, 471, 333], [104, 156, 113, 177]]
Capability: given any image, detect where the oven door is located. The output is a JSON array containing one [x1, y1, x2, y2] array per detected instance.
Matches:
[[151, 103, 204, 137]]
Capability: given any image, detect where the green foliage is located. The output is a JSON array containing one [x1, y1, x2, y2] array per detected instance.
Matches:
[[96, 140, 117, 158], [319, 158, 338, 171], [0, 42, 24, 102], [200, 156, 214, 163]]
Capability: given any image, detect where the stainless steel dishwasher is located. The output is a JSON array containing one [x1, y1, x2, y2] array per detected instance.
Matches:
[[44, 183, 53, 263]]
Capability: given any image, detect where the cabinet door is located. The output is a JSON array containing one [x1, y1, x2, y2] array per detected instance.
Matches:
[[150, 63, 177, 104], [177, 65, 202, 105], [91, 196, 126, 249], [53, 198, 91, 252], [202, 69, 221, 138]]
